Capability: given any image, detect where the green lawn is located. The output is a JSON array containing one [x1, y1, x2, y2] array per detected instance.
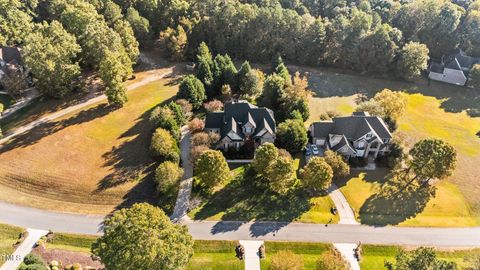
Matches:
[[189, 166, 339, 224], [45, 233, 98, 253], [187, 240, 244, 270], [338, 169, 479, 227], [260, 242, 331, 269], [361, 245, 480, 270], [304, 66, 480, 227], [0, 224, 24, 263]]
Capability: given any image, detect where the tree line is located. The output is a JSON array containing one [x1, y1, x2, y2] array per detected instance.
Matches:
[[0, 0, 140, 106], [112, 0, 479, 80]]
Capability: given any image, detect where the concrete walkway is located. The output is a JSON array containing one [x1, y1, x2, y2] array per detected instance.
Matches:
[[239, 240, 264, 270], [0, 68, 173, 146], [328, 184, 361, 269], [328, 184, 359, 225], [0, 228, 49, 270], [334, 243, 360, 270], [171, 126, 193, 223]]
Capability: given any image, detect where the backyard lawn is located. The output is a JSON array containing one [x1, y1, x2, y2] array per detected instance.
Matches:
[[303, 66, 480, 227], [189, 166, 339, 224], [0, 224, 23, 263], [361, 245, 480, 270], [0, 78, 178, 214]]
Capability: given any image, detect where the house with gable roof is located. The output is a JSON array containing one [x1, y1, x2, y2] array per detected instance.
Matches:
[[428, 49, 480, 86], [204, 100, 276, 151], [309, 112, 392, 159]]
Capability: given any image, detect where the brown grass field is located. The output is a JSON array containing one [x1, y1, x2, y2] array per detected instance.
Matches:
[[0, 77, 178, 214]]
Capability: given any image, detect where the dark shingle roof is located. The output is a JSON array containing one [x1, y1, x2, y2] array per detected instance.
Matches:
[[445, 58, 462, 71], [430, 62, 445, 73], [204, 100, 276, 140], [204, 112, 223, 129], [311, 113, 392, 141], [329, 135, 355, 153], [311, 121, 334, 138]]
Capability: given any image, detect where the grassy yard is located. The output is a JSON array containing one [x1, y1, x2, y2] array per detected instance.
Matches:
[[0, 224, 24, 263], [361, 245, 480, 270], [45, 233, 97, 253], [189, 166, 339, 224], [0, 78, 178, 214], [187, 240, 244, 270], [260, 241, 331, 269], [303, 65, 480, 226]]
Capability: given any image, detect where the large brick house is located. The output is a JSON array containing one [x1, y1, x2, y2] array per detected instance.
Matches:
[[204, 100, 276, 151], [309, 112, 392, 159]]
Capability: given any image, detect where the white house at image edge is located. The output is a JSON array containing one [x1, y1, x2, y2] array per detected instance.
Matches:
[[309, 112, 393, 159], [204, 100, 276, 151], [428, 49, 480, 86]]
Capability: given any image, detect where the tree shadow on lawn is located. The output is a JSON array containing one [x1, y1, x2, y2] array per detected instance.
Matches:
[[0, 104, 113, 153], [359, 183, 434, 226], [303, 66, 480, 117], [194, 170, 311, 236], [97, 98, 176, 214]]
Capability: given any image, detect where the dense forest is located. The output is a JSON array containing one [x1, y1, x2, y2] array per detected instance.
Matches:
[[1, 0, 479, 103]]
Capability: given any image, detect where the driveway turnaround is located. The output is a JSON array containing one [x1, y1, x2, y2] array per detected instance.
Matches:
[[0, 228, 49, 270]]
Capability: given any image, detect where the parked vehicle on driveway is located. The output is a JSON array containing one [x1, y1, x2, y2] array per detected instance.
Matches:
[[311, 144, 319, 155], [305, 146, 312, 156]]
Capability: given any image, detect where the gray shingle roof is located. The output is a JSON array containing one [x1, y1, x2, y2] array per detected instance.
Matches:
[[311, 113, 392, 141], [204, 100, 276, 141]]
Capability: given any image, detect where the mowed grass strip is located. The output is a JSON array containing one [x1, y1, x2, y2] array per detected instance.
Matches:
[[361, 245, 480, 270], [0, 79, 177, 214], [45, 233, 98, 253], [187, 240, 244, 270], [0, 224, 24, 263], [260, 241, 331, 269]]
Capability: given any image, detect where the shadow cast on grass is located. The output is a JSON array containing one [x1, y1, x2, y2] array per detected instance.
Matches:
[[1, 104, 114, 153], [97, 98, 177, 215], [304, 66, 480, 117], [194, 169, 311, 235], [359, 184, 434, 226]]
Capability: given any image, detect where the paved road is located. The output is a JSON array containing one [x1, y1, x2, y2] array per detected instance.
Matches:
[[1, 200, 479, 247], [0, 228, 49, 270]]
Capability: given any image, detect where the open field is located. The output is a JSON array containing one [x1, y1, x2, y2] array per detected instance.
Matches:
[[302, 65, 480, 226], [189, 166, 339, 224], [361, 245, 480, 270], [0, 78, 178, 214], [0, 224, 23, 263]]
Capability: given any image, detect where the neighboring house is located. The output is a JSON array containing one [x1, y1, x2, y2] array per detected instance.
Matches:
[[204, 100, 276, 151], [428, 49, 480, 86], [309, 112, 392, 159]]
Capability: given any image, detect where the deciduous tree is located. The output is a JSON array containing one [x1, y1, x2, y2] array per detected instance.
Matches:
[[300, 157, 333, 190], [324, 150, 350, 178], [154, 161, 183, 195], [23, 21, 81, 98], [150, 127, 180, 163], [385, 247, 457, 270], [92, 203, 194, 270], [396, 42, 429, 80], [195, 150, 230, 189], [315, 248, 349, 270], [270, 250, 304, 270], [276, 119, 308, 154]]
